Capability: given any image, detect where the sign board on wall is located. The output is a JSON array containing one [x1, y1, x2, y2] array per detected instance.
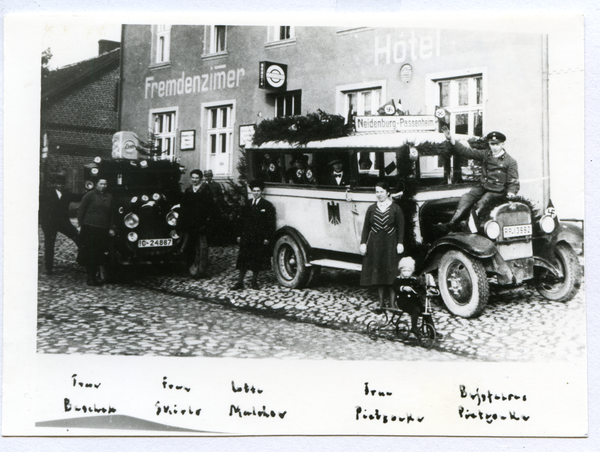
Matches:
[[259, 61, 288, 91], [180, 130, 195, 151], [239, 124, 256, 147]]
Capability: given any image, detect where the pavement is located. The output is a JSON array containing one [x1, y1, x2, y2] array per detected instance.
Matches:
[[37, 225, 586, 362]]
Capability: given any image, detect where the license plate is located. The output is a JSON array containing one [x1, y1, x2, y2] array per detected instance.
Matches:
[[503, 224, 532, 238], [138, 238, 173, 248]]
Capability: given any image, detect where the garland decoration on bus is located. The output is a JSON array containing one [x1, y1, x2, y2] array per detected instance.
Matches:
[[252, 110, 352, 146]]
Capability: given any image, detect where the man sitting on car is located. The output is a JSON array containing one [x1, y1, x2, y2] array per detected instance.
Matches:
[[437, 126, 519, 232]]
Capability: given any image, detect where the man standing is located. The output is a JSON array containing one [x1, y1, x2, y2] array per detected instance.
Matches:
[[179, 169, 216, 278], [204, 169, 224, 205], [324, 158, 350, 186], [231, 180, 276, 290], [438, 126, 519, 232], [77, 178, 114, 286], [39, 172, 80, 274]]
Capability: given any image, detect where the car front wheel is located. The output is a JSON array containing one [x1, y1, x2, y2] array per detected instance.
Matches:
[[535, 242, 582, 302], [438, 250, 489, 318], [273, 234, 310, 288]]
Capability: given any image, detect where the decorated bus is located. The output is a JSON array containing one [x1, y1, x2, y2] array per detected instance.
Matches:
[[245, 111, 583, 318]]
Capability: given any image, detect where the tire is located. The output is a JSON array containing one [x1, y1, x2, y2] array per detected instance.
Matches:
[[535, 242, 582, 302], [438, 250, 489, 318], [418, 323, 437, 349], [273, 234, 310, 288], [367, 320, 381, 339]]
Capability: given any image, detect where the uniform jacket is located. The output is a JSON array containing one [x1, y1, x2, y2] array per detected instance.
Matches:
[[77, 189, 114, 229], [179, 183, 216, 231], [285, 166, 317, 185], [452, 141, 519, 194], [39, 187, 79, 229]]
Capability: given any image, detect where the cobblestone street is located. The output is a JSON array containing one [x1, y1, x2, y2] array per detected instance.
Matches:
[[37, 227, 586, 362]]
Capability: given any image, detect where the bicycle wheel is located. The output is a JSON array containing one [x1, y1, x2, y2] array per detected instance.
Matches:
[[367, 320, 381, 340], [418, 322, 437, 349]]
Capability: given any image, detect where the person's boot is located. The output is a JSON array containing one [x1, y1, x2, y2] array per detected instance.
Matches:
[[436, 198, 472, 232]]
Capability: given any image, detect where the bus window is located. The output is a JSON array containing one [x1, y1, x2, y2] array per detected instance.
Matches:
[[256, 152, 284, 183], [284, 153, 317, 185]]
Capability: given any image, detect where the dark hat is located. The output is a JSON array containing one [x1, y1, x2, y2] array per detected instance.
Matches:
[[204, 169, 213, 177], [52, 172, 67, 183], [328, 158, 343, 166], [486, 131, 506, 143]]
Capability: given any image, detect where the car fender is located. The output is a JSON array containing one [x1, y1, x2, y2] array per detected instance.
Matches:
[[533, 221, 583, 261], [420, 233, 497, 274]]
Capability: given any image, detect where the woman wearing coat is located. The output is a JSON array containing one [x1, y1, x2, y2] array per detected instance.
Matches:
[[359, 181, 405, 311], [231, 180, 276, 290]]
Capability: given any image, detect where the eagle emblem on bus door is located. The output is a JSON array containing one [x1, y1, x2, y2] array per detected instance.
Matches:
[[328, 201, 341, 225]]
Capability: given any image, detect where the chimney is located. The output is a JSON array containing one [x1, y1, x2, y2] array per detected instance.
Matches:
[[98, 40, 120, 55]]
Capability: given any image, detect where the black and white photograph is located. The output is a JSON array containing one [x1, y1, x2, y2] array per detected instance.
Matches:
[[2, 4, 596, 446]]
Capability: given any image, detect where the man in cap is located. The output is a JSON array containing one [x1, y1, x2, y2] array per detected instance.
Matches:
[[325, 158, 350, 186], [204, 169, 224, 205], [438, 127, 519, 232], [285, 154, 317, 185], [39, 172, 81, 274]]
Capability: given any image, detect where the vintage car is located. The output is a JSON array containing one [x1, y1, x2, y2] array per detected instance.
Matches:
[[82, 132, 188, 276], [245, 122, 583, 318]]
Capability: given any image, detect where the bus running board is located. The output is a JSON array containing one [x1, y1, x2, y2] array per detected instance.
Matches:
[[308, 259, 362, 272]]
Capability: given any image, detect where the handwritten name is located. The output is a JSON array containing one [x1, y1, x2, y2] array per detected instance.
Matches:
[[155, 402, 201, 416], [64, 398, 116, 414], [163, 376, 191, 392], [355, 407, 424, 424], [364, 382, 392, 397], [460, 385, 527, 406], [232, 381, 263, 394], [458, 406, 530, 423], [229, 405, 287, 419]]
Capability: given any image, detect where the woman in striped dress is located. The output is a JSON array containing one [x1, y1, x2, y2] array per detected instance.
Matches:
[[359, 182, 405, 311]]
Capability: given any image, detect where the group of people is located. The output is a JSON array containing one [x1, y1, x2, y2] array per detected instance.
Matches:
[[39, 172, 115, 286], [258, 153, 350, 187], [40, 127, 519, 335], [359, 128, 519, 336]]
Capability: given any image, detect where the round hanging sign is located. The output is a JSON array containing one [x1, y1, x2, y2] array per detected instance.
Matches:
[[400, 64, 413, 83]]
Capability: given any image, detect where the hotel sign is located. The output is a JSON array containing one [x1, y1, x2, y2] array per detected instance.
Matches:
[[259, 61, 287, 91], [355, 115, 437, 133]]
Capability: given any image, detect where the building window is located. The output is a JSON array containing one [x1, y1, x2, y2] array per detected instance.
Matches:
[[153, 25, 171, 64], [150, 109, 177, 158], [435, 75, 484, 136], [205, 104, 234, 175], [206, 25, 227, 54], [275, 91, 302, 117], [344, 87, 382, 117], [268, 26, 295, 42]]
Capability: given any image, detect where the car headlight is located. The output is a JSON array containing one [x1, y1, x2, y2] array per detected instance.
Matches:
[[170, 230, 180, 239], [127, 232, 138, 242], [91, 168, 99, 175], [153, 193, 161, 201], [124, 212, 140, 229], [85, 180, 94, 190], [131, 196, 138, 203], [93, 157, 102, 163], [484, 220, 501, 240], [140, 160, 148, 168], [141, 195, 149, 202], [118, 206, 124, 214], [166, 210, 179, 226], [539, 215, 556, 234]]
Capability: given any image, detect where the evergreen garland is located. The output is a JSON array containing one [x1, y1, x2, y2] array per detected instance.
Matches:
[[252, 110, 352, 146]]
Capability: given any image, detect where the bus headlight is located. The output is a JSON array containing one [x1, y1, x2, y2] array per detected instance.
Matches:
[[124, 212, 140, 229], [166, 210, 179, 226], [484, 220, 501, 240], [127, 232, 138, 242], [539, 215, 556, 234]]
